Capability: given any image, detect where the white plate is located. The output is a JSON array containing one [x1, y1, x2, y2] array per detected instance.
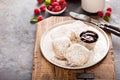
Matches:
[[40, 20, 110, 69]]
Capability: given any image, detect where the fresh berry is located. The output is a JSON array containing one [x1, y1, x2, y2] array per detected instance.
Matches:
[[97, 11, 104, 18], [105, 11, 111, 17], [37, 16, 43, 21], [34, 8, 40, 15], [54, 6, 62, 12], [51, 8, 55, 12], [37, 0, 43, 4], [52, 2, 60, 7], [40, 5, 46, 11], [47, 0, 67, 12], [107, 7, 112, 12], [51, 0, 56, 3], [61, 1, 67, 9], [47, 5, 53, 11], [59, 0, 65, 5]]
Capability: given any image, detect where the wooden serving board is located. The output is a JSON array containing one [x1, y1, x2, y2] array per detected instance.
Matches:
[[32, 16, 116, 80]]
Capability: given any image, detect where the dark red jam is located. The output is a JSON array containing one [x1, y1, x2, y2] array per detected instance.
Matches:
[[80, 31, 98, 43]]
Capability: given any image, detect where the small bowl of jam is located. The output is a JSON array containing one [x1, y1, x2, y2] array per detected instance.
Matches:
[[80, 30, 98, 43], [79, 30, 99, 50]]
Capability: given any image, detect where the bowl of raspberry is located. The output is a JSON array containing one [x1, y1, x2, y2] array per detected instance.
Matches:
[[46, 0, 67, 15]]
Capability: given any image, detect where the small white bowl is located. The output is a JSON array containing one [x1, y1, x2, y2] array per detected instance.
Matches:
[[46, 7, 67, 15]]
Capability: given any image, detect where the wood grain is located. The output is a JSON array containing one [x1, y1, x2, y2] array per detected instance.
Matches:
[[32, 16, 115, 80]]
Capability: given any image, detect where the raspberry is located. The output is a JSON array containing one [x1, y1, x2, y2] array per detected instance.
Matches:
[[34, 8, 40, 15], [51, 0, 56, 3], [40, 5, 46, 11], [37, 16, 43, 22], [105, 11, 111, 17], [54, 6, 62, 12], [61, 1, 67, 9], [47, 5, 53, 11], [59, 0, 65, 5], [97, 11, 104, 18], [107, 7, 112, 12], [52, 2, 60, 7], [37, 0, 43, 4], [51, 8, 56, 12]]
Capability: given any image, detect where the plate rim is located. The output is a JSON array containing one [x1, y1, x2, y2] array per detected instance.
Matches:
[[40, 20, 110, 69]]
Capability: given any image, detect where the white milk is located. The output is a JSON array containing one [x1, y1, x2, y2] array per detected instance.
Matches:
[[81, 0, 105, 13]]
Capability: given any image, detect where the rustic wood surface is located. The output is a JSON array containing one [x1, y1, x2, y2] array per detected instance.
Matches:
[[32, 16, 115, 80]]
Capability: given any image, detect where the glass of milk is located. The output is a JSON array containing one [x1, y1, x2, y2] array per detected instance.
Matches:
[[81, 0, 105, 13]]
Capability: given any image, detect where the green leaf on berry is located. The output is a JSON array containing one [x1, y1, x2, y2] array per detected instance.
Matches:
[[44, 0, 51, 6], [30, 17, 38, 24], [103, 16, 110, 22]]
